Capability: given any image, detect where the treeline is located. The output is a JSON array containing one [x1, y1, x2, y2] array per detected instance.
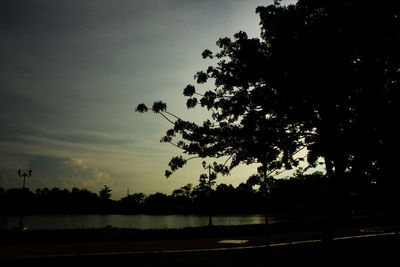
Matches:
[[0, 171, 398, 216]]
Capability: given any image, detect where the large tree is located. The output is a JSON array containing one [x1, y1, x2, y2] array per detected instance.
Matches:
[[137, 0, 400, 239]]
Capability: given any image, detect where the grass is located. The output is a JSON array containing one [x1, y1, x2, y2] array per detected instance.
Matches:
[[1, 216, 399, 266], [0, 224, 267, 244], [2, 234, 399, 266]]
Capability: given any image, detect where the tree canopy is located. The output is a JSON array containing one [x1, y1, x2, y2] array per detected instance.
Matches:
[[137, 0, 400, 187], [99, 185, 112, 200]]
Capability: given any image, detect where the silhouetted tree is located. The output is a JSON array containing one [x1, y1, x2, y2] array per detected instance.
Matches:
[[70, 188, 101, 214], [120, 193, 146, 213], [170, 184, 193, 213], [0, 187, 5, 216], [172, 183, 193, 198], [137, 0, 400, 242], [99, 185, 112, 200], [144, 192, 171, 214]]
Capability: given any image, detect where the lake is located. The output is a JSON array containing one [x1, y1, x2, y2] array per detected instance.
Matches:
[[0, 214, 279, 230]]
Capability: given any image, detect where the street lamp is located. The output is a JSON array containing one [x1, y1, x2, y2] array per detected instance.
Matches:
[[17, 169, 32, 230], [202, 161, 217, 226]]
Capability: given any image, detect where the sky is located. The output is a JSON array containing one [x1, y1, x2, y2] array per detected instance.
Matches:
[[0, 0, 300, 200]]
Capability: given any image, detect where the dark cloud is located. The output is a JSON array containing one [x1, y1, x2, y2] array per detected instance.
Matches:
[[0, 167, 21, 189]]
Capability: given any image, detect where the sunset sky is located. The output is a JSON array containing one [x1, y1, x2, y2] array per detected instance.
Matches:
[[0, 0, 303, 199]]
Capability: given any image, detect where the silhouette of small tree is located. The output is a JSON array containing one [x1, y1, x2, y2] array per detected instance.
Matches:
[[99, 185, 112, 200]]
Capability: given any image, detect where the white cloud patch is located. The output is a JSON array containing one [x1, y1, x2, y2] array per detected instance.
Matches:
[[0, 156, 116, 195], [68, 158, 114, 190]]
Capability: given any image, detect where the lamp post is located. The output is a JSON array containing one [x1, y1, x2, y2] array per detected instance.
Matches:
[[17, 169, 32, 230], [202, 161, 217, 227]]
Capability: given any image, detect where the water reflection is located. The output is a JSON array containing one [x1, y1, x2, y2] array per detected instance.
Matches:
[[0, 214, 277, 230]]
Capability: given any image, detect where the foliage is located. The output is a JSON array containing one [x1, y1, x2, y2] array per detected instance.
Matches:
[[2, 170, 398, 216], [172, 183, 193, 198], [99, 185, 112, 200], [136, 1, 400, 199]]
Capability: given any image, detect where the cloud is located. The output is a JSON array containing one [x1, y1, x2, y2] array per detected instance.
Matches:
[[0, 156, 115, 194], [0, 167, 21, 189], [1, 0, 295, 199], [67, 157, 114, 190]]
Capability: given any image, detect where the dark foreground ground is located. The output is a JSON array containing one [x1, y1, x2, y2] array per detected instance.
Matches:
[[1, 221, 399, 266]]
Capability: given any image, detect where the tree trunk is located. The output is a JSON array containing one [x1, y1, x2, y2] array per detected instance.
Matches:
[[322, 156, 335, 244], [322, 154, 346, 244], [262, 169, 270, 248], [264, 192, 270, 247]]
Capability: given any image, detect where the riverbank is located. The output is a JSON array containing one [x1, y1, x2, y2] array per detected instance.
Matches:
[[1, 214, 399, 267]]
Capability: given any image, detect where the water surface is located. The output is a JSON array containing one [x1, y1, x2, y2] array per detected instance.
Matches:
[[0, 214, 277, 230]]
